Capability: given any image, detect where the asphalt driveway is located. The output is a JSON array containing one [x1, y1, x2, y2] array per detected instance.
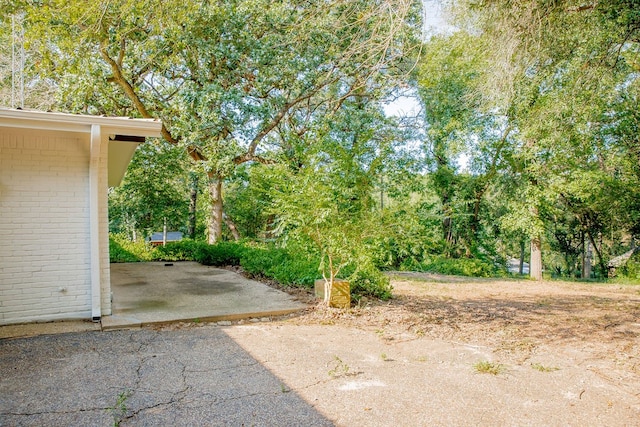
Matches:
[[0, 327, 332, 426]]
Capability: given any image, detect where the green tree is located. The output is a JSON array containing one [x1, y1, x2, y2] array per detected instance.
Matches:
[[108, 139, 194, 240], [417, 31, 512, 260], [17, 0, 422, 243], [454, 0, 640, 278]]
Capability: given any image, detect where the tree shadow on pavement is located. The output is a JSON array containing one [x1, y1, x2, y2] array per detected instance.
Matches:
[[0, 327, 333, 426]]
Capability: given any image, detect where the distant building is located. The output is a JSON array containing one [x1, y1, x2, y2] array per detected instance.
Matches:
[[146, 232, 184, 246], [607, 247, 639, 278]]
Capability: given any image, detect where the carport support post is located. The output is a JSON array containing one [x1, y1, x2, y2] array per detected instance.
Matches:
[[89, 124, 102, 321]]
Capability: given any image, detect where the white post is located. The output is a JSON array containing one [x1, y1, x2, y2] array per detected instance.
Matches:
[[89, 125, 102, 321], [163, 217, 167, 246]]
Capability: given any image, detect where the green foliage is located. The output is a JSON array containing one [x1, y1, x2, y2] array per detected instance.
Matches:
[[239, 246, 320, 288], [153, 240, 204, 262], [109, 234, 153, 263], [270, 161, 372, 283], [619, 252, 640, 280], [194, 241, 246, 267], [342, 262, 393, 301], [108, 139, 194, 239], [409, 255, 503, 278], [223, 164, 278, 239], [22, 0, 421, 247], [363, 195, 443, 271]]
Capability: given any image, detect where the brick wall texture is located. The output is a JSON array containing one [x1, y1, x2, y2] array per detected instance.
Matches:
[[0, 128, 110, 324]]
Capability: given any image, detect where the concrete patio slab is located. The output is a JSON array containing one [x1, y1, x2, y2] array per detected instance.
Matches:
[[104, 262, 307, 330]]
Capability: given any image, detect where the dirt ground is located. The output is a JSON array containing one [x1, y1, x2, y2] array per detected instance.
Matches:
[[215, 273, 640, 425], [3, 271, 639, 425]]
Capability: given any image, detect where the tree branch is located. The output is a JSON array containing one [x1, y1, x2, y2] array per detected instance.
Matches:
[[234, 77, 338, 164], [566, 3, 597, 13], [100, 41, 207, 161]]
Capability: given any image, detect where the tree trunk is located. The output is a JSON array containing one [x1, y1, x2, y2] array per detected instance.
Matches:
[[223, 214, 241, 241], [208, 174, 223, 244], [582, 237, 592, 279], [530, 237, 543, 280], [586, 229, 607, 276], [519, 239, 525, 275], [442, 193, 453, 245], [188, 171, 198, 239]]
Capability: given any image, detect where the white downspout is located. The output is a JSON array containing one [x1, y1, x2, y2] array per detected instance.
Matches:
[[89, 124, 102, 321]]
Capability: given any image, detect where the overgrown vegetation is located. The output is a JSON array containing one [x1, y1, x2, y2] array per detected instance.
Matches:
[[109, 235, 392, 300], [403, 256, 505, 278], [8, 1, 640, 282], [619, 252, 640, 280]]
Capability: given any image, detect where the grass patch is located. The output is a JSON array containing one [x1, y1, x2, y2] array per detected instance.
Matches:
[[531, 363, 559, 372], [473, 360, 505, 375], [328, 356, 351, 378], [110, 389, 132, 427]]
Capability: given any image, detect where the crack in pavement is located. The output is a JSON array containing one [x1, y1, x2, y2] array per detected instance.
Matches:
[[111, 332, 196, 425], [2, 407, 109, 417]]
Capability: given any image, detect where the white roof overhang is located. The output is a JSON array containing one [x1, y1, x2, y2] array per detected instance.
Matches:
[[0, 108, 163, 186]]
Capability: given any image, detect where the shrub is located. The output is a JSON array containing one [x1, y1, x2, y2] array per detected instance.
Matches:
[[153, 239, 205, 261], [240, 246, 320, 287], [269, 257, 320, 287], [348, 266, 393, 300], [339, 260, 393, 300], [240, 244, 394, 299], [411, 256, 500, 278], [619, 251, 640, 280], [239, 246, 282, 276], [194, 241, 245, 266], [109, 234, 152, 262]]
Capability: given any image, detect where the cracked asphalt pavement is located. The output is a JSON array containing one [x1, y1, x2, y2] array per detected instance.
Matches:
[[0, 327, 332, 426]]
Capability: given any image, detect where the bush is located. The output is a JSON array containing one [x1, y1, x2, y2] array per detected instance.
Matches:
[[239, 244, 394, 299], [240, 246, 320, 288], [336, 258, 393, 300], [195, 241, 246, 266], [409, 255, 500, 278], [109, 234, 153, 262], [346, 264, 393, 301], [619, 252, 640, 280], [153, 239, 205, 261]]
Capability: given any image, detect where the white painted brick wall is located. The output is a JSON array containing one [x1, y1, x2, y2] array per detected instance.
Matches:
[[0, 129, 94, 324]]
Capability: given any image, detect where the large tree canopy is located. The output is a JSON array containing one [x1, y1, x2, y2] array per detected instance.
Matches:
[[5, 0, 640, 281], [427, 0, 640, 278], [12, 0, 422, 242]]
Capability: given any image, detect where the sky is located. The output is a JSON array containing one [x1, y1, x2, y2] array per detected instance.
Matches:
[[383, 0, 452, 118], [385, 1, 472, 171]]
